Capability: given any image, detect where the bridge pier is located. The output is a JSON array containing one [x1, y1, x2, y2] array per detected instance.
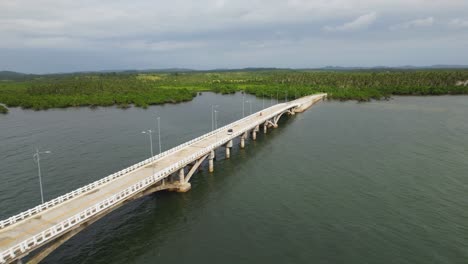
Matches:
[[240, 132, 248, 148], [176, 183, 191, 193], [265, 120, 275, 129], [179, 168, 185, 182], [252, 125, 259, 140], [176, 153, 209, 192], [167, 168, 190, 193], [225, 140, 233, 159], [263, 124, 267, 134], [225, 147, 230, 159], [209, 150, 215, 172]]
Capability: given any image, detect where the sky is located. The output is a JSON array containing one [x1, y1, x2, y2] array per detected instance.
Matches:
[[1, 0, 468, 73]]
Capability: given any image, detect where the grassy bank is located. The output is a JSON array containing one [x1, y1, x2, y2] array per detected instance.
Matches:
[[0, 70, 467, 113], [0, 104, 7, 114]]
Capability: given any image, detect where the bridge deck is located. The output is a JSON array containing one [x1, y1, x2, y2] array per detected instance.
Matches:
[[0, 94, 326, 263]]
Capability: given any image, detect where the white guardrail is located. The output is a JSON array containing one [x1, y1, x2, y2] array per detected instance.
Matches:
[[0, 100, 303, 263], [0, 102, 293, 230]]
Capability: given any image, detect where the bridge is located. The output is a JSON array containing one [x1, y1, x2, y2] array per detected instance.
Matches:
[[0, 94, 327, 264]]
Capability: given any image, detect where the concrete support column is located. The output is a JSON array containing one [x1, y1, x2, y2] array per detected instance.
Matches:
[[273, 117, 279, 128], [240, 132, 247, 149], [208, 159, 214, 172], [177, 167, 191, 192], [272, 117, 279, 128], [252, 130, 257, 141], [225, 140, 233, 159], [209, 150, 215, 172], [263, 124, 267, 134], [179, 168, 185, 183]]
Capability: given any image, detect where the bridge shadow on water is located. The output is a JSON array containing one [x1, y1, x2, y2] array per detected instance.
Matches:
[[40, 114, 299, 264]]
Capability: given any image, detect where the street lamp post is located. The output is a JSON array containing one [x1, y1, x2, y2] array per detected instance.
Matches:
[[156, 117, 161, 154], [246, 100, 252, 115], [214, 110, 219, 142], [242, 94, 245, 117], [211, 105, 218, 130], [33, 148, 51, 204], [142, 129, 154, 157]]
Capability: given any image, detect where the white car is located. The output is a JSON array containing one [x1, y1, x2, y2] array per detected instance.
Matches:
[[227, 128, 233, 135]]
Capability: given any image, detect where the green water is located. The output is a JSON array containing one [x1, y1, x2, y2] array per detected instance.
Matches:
[[0, 94, 467, 263]]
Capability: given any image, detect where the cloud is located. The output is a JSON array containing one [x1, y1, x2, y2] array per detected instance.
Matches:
[[390, 17, 434, 30], [121, 40, 207, 52], [323, 12, 377, 32], [1, 0, 468, 72], [448, 18, 468, 28]]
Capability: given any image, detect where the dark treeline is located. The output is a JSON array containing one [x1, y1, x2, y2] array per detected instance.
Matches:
[[0, 70, 467, 112], [210, 70, 468, 101], [0, 75, 196, 110]]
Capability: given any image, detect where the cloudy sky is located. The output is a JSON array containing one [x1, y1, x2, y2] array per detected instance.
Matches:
[[1, 0, 468, 73]]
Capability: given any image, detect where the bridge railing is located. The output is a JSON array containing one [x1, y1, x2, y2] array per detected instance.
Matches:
[[0, 102, 295, 230], [0, 144, 218, 263], [0, 98, 312, 263]]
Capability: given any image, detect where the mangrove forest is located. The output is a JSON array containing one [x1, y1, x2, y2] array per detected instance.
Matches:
[[0, 69, 467, 113]]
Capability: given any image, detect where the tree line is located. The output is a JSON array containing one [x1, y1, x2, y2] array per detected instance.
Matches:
[[0, 70, 467, 112]]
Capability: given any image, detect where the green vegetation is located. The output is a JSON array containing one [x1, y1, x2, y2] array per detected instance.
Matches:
[[0, 74, 196, 110], [0, 104, 8, 114], [0, 69, 467, 113]]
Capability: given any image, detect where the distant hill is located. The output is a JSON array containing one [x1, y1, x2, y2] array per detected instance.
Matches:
[[418, 65, 468, 69], [96, 68, 196, 73], [1, 65, 468, 79], [321, 65, 468, 70], [0, 71, 32, 81], [0, 71, 39, 81], [70, 65, 468, 74]]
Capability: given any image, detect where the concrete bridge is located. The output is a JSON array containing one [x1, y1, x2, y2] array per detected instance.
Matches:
[[0, 94, 327, 264]]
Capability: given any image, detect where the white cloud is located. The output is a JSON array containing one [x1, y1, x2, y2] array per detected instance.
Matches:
[[448, 18, 468, 28], [1, 0, 468, 72], [390, 17, 434, 30], [323, 12, 377, 32], [0, 1, 464, 41]]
